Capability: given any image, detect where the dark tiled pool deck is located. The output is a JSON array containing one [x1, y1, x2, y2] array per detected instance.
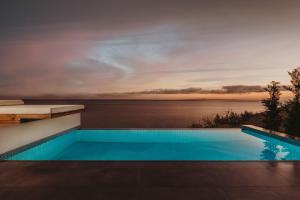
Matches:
[[1, 161, 300, 200]]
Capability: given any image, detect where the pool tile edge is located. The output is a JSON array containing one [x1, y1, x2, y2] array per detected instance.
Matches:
[[241, 125, 300, 146]]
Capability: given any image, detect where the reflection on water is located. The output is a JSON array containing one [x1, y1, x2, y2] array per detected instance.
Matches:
[[242, 129, 300, 161], [260, 141, 289, 160]]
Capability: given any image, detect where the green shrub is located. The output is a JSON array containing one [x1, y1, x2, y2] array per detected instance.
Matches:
[[190, 111, 263, 128], [284, 67, 300, 136], [261, 81, 282, 131]]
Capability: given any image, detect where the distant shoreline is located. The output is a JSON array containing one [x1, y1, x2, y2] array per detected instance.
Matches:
[[1, 91, 292, 102]]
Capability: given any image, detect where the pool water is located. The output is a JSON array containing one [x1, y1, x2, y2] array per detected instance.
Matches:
[[6, 129, 300, 161]]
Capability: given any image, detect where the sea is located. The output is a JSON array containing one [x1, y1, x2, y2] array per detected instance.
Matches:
[[25, 100, 263, 128]]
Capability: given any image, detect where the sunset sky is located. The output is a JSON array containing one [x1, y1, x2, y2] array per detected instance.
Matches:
[[0, 0, 299, 99]]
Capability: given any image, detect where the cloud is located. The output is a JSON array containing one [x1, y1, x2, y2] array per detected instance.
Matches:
[[128, 88, 206, 94], [221, 85, 265, 93], [126, 85, 266, 94], [1, 0, 300, 96]]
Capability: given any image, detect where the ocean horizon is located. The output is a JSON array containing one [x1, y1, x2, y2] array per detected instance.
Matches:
[[25, 99, 264, 128]]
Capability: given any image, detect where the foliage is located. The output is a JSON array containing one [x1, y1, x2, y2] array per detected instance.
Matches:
[[285, 67, 300, 100], [261, 81, 282, 131], [284, 67, 300, 136], [190, 111, 263, 128], [191, 67, 300, 136]]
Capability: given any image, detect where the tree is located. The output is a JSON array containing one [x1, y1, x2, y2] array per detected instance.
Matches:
[[261, 81, 282, 131], [285, 67, 300, 136]]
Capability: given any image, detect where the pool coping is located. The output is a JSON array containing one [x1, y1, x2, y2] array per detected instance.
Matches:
[[241, 125, 300, 146], [80, 128, 240, 130]]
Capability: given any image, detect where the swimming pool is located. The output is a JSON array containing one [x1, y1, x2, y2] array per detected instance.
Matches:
[[4, 129, 300, 161]]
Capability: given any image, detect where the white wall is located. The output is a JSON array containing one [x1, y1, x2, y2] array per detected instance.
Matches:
[[0, 113, 81, 155]]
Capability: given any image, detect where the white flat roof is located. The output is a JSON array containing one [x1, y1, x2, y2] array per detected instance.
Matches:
[[0, 105, 84, 115], [0, 100, 24, 106]]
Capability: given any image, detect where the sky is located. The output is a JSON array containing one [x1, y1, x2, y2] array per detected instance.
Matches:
[[0, 0, 299, 99]]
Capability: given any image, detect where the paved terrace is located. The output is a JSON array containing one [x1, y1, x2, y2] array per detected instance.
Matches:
[[0, 161, 300, 200]]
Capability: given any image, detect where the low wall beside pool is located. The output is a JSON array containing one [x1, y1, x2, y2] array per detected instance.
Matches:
[[0, 113, 81, 155]]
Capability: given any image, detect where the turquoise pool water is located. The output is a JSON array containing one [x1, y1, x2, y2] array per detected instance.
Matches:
[[6, 129, 300, 161]]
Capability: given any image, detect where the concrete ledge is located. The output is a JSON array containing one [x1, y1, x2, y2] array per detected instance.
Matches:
[[0, 105, 84, 115], [0, 113, 81, 155], [0, 100, 24, 106], [241, 125, 300, 146], [0, 104, 84, 125]]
